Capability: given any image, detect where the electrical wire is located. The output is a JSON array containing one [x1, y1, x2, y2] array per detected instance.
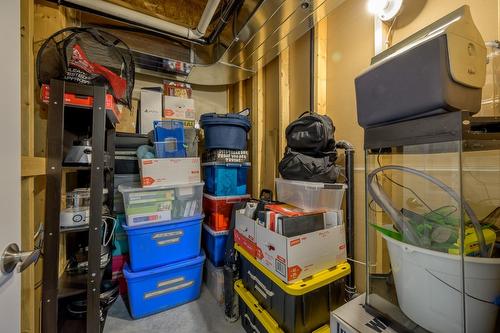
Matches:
[[376, 151, 452, 220], [384, 16, 398, 49]]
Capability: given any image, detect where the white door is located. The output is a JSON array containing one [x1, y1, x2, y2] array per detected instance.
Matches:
[[0, 1, 22, 332]]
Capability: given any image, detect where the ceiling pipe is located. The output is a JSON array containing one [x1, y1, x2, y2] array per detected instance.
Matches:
[[61, 0, 221, 40]]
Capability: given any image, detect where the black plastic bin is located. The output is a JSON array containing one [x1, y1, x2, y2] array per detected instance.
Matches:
[[236, 244, 349, 333]]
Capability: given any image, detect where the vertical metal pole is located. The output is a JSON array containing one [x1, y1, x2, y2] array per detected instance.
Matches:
[[106, 127, 115, 213], [86, 85, 106, 333], [41, 79, 65, 333], [336, 141, 355, 295]]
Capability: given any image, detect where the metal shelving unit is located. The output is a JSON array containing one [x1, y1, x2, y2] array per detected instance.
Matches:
[[41, 79, 116, 333]]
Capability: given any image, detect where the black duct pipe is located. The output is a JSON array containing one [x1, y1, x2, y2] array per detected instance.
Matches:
[[309, 27, 315, 113], [335, 140, 355, 296]]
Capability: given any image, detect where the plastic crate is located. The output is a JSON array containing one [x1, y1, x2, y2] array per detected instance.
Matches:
[[122, 215, 202, 272], [202, 223, 228, 267], [202, 149, 249, 163], [204, 259, 225, 305], [203, 194, 250, 231], [275, 178, 347, 212], [112, 215, 129, 256], [124, 252, 205, 319], [118, 182, 203, 227], [203, 162, 250, 196], [236, 244, 349, 333], [235, 280, 331, 333]]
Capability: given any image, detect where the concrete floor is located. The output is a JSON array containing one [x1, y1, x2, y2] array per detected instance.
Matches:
[[104, 287, 245, 333]]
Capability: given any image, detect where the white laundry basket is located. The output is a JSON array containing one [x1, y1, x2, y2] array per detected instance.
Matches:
[[382, 232, 500, 333]]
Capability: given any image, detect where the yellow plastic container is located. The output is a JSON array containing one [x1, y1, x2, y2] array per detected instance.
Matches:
[[235, 244, 350, 333], [235, 243, 350, 295], [235, 280, 330, 333]]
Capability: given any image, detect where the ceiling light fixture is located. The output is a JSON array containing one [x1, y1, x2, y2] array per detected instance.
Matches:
[[367, 0, 403, 21]]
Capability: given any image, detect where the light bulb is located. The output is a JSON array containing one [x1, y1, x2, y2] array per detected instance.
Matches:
[[367, 0, 390, 15]]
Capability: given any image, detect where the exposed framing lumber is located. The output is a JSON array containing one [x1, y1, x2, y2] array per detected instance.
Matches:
[[251, 69, 264, 197], [314, 18, 328, 115], [20, 1, 36, 332], [22, 157, 46, 177], [278, 49, 290, 159]]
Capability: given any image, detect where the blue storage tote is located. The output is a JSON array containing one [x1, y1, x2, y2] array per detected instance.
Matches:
[[200, 113, 251, 150], [122, 215, 202, 272], [203, 162, 250, 196], [124, 251, 205, 319], [202, 223, 229, 267]]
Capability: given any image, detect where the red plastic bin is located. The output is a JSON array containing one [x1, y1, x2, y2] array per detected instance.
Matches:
[[203, 193, 250, 231], [112, 254, 129, 295]]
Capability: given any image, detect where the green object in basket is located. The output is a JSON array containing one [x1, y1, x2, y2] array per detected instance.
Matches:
[[371, 224, 403, 241]]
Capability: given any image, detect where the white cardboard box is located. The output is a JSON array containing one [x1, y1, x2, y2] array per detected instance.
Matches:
[[255, 222, 346, 283], [139, 157, 201, 188], [163, 95, 195, 121], [330, 294, 397, 333], [234, 210, 258, 256], [140, 89, 162, 134]]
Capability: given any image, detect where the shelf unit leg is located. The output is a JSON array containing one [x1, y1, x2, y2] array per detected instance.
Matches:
[[41, 79, 65, 333], [86, 85, 106, 333]]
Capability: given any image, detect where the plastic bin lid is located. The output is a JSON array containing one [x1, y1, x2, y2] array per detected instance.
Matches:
[[118, 181, 204, 193], [234, 243, 350, 295], [200, 113, 251, 131], [123, 251, 206, 280], [202, 222, 229, 236], [202, 162, 251, 168], [275, 178, 347, 190], [203, 193, 251, 201]]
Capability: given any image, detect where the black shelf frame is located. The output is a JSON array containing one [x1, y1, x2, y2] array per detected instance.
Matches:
[[41, 79, 116, 333]]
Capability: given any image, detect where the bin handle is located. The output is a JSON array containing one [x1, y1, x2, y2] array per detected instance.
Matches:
[[244, 314, 261, 333], [248, 271, 274, 297]]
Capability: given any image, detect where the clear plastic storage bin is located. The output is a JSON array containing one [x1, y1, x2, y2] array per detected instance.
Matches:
[[118, 182, 204, 226], [275, 178, 347, 211]]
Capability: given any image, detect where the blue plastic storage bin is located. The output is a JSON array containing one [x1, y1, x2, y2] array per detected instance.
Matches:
[[122, 215, 202, 272], [203, 162, 250, 196], [202, 223, 229, 267], [124, 251, 205, 319], [153, 120, 186, 157], [200, 113, 251, 150]]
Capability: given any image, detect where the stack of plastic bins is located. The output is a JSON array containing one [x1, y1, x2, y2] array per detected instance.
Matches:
[[118, 182, 206, 319], [235, 244, 350, 333], [234, 177, 350, 332], [199, 113, 252, 305]]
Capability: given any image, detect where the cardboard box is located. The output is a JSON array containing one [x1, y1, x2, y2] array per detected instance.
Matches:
[[163, 95, 195, 121], [330, 294, 397, 333], [139, 157, 201, 188], [140, 89, 162, 134], [255, 222, 346, 283], [234, 210, 257, 256], [116, 100, 138, 133]]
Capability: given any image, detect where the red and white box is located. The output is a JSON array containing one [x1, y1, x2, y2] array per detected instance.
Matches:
[[163, 95, 195, 121], [234, 210, 257, 257], [255, 223, 346, 284], [139, 157, 201, 188]]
